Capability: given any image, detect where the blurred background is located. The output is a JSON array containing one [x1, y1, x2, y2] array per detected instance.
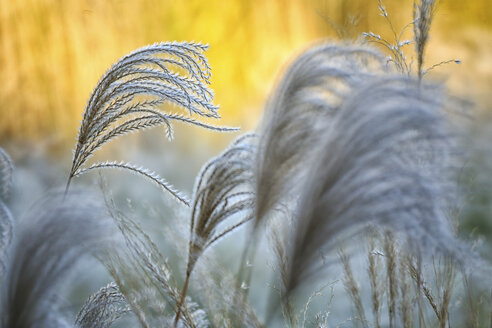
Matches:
[[0, 0, 491, 143], [1, 0, 492, 326]]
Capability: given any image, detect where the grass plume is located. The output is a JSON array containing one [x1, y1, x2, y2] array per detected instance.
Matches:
[[384, 232, 398, 328], [66, 42, 236, 204], [254, 42, 385, 228], [175, 133, 257, 325], [368, 236, 382, 328], [75, 282, 130, 328], [285, 74, 464, 296], [0, 190, 112, 328], [363, 0, 414, 75], [186, 133, 257, 275]]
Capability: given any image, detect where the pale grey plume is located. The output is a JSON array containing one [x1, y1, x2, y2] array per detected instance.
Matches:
[[0, 147, 14, 274], [0, 190, 112, 328], [75, 282, 130, 328], [254, 43, 385, 227], [187, 133, 257, 275], [67, 42, 236, 204], [285, 76, 464, 295]]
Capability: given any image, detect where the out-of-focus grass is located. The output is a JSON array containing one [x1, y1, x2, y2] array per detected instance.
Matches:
[[0, 0, 490, 144]]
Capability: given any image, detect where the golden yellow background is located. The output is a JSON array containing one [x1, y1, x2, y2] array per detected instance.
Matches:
[[0, 0, 491, 142]]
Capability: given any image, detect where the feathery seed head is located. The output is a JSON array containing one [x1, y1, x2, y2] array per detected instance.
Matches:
[[285, 75, 466, 296], [254, 42, 385, 228]]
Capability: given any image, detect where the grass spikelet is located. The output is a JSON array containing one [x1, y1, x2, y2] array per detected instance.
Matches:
[[413, 0, 437, 81], [384, 232, 398, 328], [0, 190, 111, 328], [66, 42, 236, 201], [0, 147, 13, 201], [436, 258, 455, 328], [174, 133, 257, 325], [75, 282, 130, 328], [0, 147, 14, 275], [271, 219, 297, 328], [0, 200, 13, 275], [364, 1, 460, 78], [340, 249, 368, 327], [254, 42, 385, 227], [363, 1, 414, 75], [368, 236, 382, 328], [75, 161, 190, 206], [187, 133, 256, 275], [399, 253, 412, 328], [408, 259, 440, 321], [285, 75, 464, 296]]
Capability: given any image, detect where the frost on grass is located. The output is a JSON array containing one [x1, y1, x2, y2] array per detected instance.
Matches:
[[67, 42, 236, 205], [76, 282, 130, 328], [187, 133, 257, 275]]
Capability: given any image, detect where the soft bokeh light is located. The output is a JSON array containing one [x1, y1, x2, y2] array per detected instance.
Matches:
[[0, 0, 491, 143]]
